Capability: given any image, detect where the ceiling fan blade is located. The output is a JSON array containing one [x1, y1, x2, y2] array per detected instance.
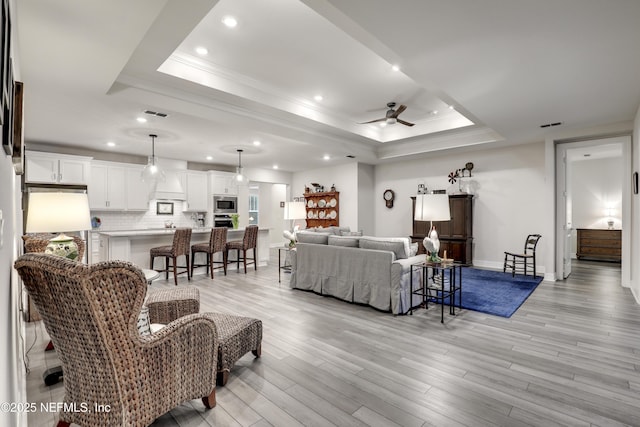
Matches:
[[359, 118, 385, 124], [397, 118, 415, 127], [390, 104, 407, 118]]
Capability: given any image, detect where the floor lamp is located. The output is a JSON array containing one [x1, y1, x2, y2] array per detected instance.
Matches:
[[414, 193, 451, 262], [283, 201, 307, 247]]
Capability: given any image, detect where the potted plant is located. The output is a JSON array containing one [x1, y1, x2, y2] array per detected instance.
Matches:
[[231, 213, 239, 229]]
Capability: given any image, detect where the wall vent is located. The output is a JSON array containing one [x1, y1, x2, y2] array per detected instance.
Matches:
[[144, 110, 168, 118], [540, 121, 562, 128]]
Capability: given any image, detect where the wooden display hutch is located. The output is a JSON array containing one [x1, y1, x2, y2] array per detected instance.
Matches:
[[411, 194, 474, 264], [304, 191, 339, 228]]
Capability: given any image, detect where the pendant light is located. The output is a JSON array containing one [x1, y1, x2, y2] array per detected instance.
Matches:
[[235, 149, 245, 182], [141, 134, 166, 187]]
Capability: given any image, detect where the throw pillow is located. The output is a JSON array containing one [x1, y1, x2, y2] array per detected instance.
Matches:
[[328, 235, 360, 247], [296, 231, 331, 245], [410, 242, 419, 257], [137, 306, 151, 336], [358, 236, 411, 260], [341, 231, 363, 236]]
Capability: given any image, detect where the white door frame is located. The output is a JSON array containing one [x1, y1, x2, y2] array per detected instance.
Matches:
[[554, 135, 631, 286]]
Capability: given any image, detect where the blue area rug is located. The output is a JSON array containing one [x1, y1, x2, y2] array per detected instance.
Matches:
[[437, 267, 543, 318]]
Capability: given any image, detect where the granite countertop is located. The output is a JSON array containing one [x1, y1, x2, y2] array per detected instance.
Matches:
[[96, 227, 267, 237]]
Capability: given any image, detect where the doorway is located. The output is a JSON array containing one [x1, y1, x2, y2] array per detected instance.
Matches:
[[555, 135, 631, 286]]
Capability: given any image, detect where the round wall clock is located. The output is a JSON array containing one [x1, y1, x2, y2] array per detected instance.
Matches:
[[383, 189, 395, 208]]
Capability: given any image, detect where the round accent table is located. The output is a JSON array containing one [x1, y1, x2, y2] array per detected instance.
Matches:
[[142, 268, 160, 285]]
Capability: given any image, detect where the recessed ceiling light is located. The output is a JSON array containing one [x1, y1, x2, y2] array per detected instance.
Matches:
[[106, 141, 116, 147], [273, 165, 278, 169], [253, 140, 261, 146], [206, 156, 213, 161], [432, 110, 439, 115], [222, 16, 237, 28], [323, 154, 330, 161], [314, 95, 323, 102], [448, 105, 455, 110], [136, 117, 147, 123], [195, 46, 208, 55], [391, 65, 400, 72]]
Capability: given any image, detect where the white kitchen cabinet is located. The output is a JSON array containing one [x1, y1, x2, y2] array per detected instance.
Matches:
[[210, 172, 237, 195], [183, 171, 208, 212], [89, 163, 126, 210], [126, 166, 150, 211], [25, 151, 91, 185]]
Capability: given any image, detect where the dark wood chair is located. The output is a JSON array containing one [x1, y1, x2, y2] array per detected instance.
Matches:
[[503, 234, 542, 277], [191, 227, 228, 278], [225, 225, 258, 274], [150, 228, 192, 285]]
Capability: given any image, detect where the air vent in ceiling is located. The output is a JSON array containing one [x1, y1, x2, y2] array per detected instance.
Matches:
[[144, 110, 168, 118], [540, 121, 562, 128], [346, 155, 356, 159]]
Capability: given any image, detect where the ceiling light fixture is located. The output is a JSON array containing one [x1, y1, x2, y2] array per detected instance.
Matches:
[[136, 117, 147, 123], [141, 134, 166, 189], [106, 141, 115, 147], [323, 154, 330, 161], [314, 95, 323, 102], [273, 165, 279, 169], [235, 149, 245, 182], [391, 65, 400, 72], [448, 105, 455, 110], [386, 117, 397, 125], [195, 46, 208, 55], [222, 16, 238, 28], [206, 155, 213, 161], [253, 140, 261, 146]]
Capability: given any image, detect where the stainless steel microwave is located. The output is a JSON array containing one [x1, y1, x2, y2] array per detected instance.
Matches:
[[213, 195, 238, 214]]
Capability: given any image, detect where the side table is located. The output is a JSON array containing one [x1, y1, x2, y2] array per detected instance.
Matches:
[[278, 247, 294, 283], [410, 261, 464, 323]]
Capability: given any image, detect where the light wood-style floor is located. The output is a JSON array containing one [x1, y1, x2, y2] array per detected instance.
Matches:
[[25, 253, 640, 427]]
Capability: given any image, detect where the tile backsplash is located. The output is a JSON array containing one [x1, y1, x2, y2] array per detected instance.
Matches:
[[90, 200, 208, 231]]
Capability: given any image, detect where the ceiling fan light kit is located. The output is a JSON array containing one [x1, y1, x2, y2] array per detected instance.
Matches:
[[360, 102, 415, 127]]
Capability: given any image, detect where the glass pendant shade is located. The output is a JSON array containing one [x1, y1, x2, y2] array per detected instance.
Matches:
[[141, 134, 165, 187], [235, 149, 245, 182]]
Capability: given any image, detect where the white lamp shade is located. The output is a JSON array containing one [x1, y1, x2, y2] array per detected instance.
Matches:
[[414, 194, 451, 221], [284, 201, 307, 220], [26, 192, 92, 233]]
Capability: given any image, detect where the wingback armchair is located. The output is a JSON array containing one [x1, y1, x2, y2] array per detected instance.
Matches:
[[15, 253, 219, 427]]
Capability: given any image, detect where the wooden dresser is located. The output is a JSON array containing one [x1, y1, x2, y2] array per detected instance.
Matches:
[[411, 194, 473, 264], [576, 229, 621, 262]]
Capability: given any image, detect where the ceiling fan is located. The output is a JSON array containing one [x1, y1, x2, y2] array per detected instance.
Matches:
[[360, 102, 415, 127]]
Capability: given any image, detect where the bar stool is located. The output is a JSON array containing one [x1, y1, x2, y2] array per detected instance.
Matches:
[[191, 227, 228, 279], [225, 225, 258, 273], [150, 228, 192, 286]]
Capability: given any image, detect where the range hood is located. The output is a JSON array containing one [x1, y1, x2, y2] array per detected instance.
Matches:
[[151, 158, 186, 200]]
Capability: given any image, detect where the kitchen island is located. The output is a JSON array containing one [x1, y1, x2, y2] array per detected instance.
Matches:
[[95, 227, 270, 274]]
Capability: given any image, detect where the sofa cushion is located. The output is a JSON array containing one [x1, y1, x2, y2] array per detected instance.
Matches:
[[341, 230, 363, 236], [359, 236, 411, 260], [328, 235, 360, 247], [296, 231, 331, 244]]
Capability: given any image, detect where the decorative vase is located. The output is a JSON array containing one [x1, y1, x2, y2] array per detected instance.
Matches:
[[45, 234, 79, 260]]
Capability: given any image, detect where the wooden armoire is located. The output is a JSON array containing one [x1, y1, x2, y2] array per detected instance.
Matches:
[[411, 194, 474, 264]]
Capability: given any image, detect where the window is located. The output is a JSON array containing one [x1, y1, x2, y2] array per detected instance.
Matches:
[[248, 194, 259, 225]]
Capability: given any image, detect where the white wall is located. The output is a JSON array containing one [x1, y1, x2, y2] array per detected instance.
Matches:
[[374, 142, 548, 272], [571, 157, 623, 228], [631, 107, 640, 302], [357, 163, 375, 235], [1, 156, 24, 427]]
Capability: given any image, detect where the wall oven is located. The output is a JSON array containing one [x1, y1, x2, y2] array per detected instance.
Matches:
[[213, 195, 238, 214]]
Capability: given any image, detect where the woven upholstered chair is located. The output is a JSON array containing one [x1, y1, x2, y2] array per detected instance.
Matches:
[[191, 227, 228, 279], [225, 225, 258, 274], [503, 234, 542, 277], [150, 227, 192, 285], [15, 253, 219, 427]]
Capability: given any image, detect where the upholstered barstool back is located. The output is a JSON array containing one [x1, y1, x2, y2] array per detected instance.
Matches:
[[191, 227, 228, 278], [150, 228, 192, 285], [225, 225, 258, 274]]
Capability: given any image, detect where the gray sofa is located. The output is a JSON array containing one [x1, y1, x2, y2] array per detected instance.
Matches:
[[289, 231, 424, 314]]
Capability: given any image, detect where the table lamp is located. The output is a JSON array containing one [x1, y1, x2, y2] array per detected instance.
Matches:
[[283, 201, 307, 247], [25, 192, 91, 260], [415, 193, 451, 262]]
